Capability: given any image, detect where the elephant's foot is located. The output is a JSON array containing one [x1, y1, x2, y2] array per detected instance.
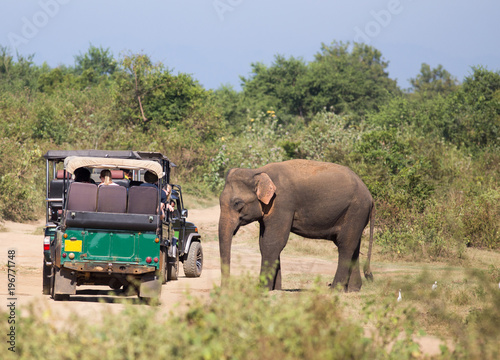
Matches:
[[260, 272, 282, 291], [328, 283, 361, 292], [346, 284, 361, 292], [329, 276, 362, 292], [328, 280, 347, 292], [347, 274, 362, 292]]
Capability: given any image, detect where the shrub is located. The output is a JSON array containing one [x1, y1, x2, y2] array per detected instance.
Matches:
[[1, 278, 423, 360], [0, 140, 43, 221]]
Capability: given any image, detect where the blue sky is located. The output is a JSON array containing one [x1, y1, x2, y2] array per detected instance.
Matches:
[[2, 0, 499, 90]]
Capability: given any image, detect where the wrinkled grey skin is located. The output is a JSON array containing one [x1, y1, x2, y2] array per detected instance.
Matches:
[[218, 159, 374, 292]]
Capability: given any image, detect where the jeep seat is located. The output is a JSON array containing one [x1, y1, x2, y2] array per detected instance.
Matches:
[[97, 185, 127, 213], [66, 182, 98, 212], [127, 186, 158, 214]]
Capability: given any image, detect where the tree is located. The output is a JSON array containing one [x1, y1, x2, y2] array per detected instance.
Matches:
[[116, 52, 220, 132], [451, 66, 500, 148], [304, 41, 400, 118], [74, 44, 117, 76], [213, 84, 245, 131], [240, 55, 308, 120], [238, 42, 400, 125], [0, 46, 40, 92], [409, 63, 458, 96]]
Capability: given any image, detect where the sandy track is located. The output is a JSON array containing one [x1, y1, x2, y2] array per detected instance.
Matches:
[[0, 205, 445, 355], [0, 205, 332, 316]]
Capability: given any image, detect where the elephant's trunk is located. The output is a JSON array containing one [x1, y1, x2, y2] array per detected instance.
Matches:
[[218, 213, 238, 286]]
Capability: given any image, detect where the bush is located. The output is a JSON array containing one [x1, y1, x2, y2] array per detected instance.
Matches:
[[0, 278, 422, 360], [297, 111, 358, 163], [0, 140, 43, 221], [4, 273, 500, 359]]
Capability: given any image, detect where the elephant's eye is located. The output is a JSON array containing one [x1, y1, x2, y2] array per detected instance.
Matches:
[[233, 199, 244, 211]]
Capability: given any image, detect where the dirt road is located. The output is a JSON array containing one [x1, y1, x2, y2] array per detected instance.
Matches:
[[0, 205, 333, 317], [0, 204, 447, 355]]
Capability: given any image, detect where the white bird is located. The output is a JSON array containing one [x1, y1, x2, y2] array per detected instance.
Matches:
[[397, 289, 402, 302], [432, 281, 437, 291]]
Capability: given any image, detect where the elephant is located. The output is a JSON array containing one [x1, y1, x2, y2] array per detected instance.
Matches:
[[218, 159, 374, 292]]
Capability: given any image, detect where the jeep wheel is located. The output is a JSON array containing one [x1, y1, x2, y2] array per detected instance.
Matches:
[[167, 249, 179, 281], [42, 261, 51, 295], [183, 241, 203, 278]]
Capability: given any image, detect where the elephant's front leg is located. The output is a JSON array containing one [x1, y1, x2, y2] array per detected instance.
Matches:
[[258, 216, 292, 290], [259, 255, 282, 290]]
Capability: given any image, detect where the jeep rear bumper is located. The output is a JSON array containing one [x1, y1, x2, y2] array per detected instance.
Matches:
[[62, 261, 157, 275]]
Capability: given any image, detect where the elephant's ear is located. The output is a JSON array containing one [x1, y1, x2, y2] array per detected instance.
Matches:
[[255, 173, 276, 205]]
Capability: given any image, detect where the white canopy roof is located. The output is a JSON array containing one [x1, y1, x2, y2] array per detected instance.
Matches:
[[64, 156, 164, 177]]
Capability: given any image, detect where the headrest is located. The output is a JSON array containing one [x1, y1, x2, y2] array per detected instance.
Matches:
[[110, 170, 124, 179], [56, 170, 71, 179]]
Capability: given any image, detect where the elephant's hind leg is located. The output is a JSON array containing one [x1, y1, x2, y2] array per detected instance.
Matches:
[[347, 241, 362, 292], [331, 229, 363, 292]]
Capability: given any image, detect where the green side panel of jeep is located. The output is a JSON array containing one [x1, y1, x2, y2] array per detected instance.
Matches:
[[86, 231, 136, 259], [60, 228, 160, 267]]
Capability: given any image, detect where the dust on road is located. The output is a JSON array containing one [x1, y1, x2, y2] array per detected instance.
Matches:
[[0, 204, 447, 356]]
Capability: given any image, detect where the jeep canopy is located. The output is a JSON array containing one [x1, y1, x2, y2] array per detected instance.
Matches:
[[64, 156, 164, 177]]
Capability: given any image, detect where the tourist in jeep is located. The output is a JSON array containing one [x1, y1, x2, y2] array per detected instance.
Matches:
[[98, 169, 119, 187], [164, 184, 175, 212], [74, 167, 95, 184]]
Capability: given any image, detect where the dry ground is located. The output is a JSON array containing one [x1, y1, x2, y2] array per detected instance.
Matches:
[[1, 203, 498, 356]]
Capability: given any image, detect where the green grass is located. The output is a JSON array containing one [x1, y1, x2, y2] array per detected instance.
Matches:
[[3, 267, 499, 360]]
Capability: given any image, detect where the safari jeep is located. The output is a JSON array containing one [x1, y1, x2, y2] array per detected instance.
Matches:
[[42, 150, 203, 301]]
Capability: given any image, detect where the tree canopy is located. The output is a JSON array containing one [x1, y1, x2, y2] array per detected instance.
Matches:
[[237, 42, 400, 125], [0, 42, 498, 255]]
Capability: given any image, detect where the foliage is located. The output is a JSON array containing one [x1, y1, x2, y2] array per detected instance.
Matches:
[[240, 55, 309, 122], [213, 84, 246, 131], [3, 270, 500, 359], [74, 44, 118, 77], [369, 67, 500, 150], [409, 63, 459, 96], [0, 41, 498, 254], [305, 41, 400, 118], [204, 110, 286, 192], [296, 111, 358, 163], [238, 42, 400, 126], [113, 52, 213, 130], [0, 140, 43, 221], [0, 46, 40, 93], [0, 278, 420, 360]]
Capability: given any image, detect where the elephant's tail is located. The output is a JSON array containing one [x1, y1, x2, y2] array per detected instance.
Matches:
[[363, 202, 375, 281]]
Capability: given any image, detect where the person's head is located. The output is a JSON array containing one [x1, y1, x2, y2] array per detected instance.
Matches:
[[123, 169, 132, 180], [100, 169, 113, 185], [74, 167, 91, 182], [144, 171, 158, 184], [100, 169, 111, 179]]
